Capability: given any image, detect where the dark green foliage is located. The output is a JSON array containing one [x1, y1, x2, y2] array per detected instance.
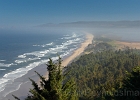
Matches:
[[114, 66, 140, 100], [66, 48, 140, 100], [85, 42, 113, 52], [93, 42, 113, 52]]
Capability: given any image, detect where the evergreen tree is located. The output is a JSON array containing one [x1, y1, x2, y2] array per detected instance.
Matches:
[[114, 66, 140, 100], [13, 57, 78, 100]]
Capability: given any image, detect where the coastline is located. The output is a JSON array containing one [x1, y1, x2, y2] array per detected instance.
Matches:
[[43, 33, 93, 81], [62, 33, 93, 67], [4, 33, 94, 100], [3, 64, 47, 100]]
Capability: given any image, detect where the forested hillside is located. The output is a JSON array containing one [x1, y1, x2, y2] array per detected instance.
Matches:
[[66, 39, 140, 100]]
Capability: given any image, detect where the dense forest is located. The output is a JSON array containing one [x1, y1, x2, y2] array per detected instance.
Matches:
[[13, 37, 140, 100], [66, 38, 140, 100]]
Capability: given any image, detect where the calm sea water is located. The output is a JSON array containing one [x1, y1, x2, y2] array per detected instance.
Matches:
[[0, 30, 85, 98]]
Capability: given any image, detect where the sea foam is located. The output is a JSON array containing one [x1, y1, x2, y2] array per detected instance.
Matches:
[[33, 42, 54, 47], [0, 63, 17, 67], [0, 32, 85, 99]]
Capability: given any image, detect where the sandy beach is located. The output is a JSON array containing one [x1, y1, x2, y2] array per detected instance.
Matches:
[[115, 41, 140, 49], [62, 33, 94, 66]]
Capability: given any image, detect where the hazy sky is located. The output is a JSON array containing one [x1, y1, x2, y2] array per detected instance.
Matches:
[[0, 0, 140, 28]]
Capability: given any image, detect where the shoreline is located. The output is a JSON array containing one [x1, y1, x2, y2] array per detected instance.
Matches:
[[62, 33, 93, 67], [43, 33, 93, 80], [3, 64, 47, 100], [4, 33, 94, 100]]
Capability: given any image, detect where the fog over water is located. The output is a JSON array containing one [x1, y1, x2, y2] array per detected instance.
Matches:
[[37, 21, 140, 42]]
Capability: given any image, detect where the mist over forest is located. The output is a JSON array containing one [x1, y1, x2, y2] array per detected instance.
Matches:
[[36, 21, 140, 42]]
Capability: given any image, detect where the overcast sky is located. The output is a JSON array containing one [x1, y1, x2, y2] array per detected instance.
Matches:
[[0, 0, 140, 28]]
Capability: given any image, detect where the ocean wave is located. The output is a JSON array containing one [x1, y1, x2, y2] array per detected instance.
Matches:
[[1, 61, 42, 92], [60, 47, 77, 58], [0, 60, 6, 62], [15, 45, 67, 64], [63, 34, 70, 36], [62, 38, 81, 46], [48, 51, 71, 61], [49, 45, 67, 51], [0, 69, 6, 70], [0, 78, 10, 92], [33, 42, 53, 47], [15, 37, 81, 64], [15, 60, 26, 64], [24, 50, 49, 57], [3, 49, 75, 81], [46, 42, 53, 46], [33, 44, 40, 46], [72, 33, 77, 37], [0, 63, 17, 67], [61, 33, 77, 40], [0, 58, 59, 97], [15, 57, 41, 64], [18, 54, 26, 58], [0, 47, 77, 95], [17, 41, 71, 64]]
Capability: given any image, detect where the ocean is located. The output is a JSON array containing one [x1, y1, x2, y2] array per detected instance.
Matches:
[[0, 30, 85, 99]]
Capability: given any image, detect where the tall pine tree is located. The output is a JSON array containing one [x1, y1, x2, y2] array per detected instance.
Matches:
[[13, 57, 78, 100]]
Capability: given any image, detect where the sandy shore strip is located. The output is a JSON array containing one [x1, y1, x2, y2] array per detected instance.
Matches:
[[62, 33, 94, 67], [115, 41, 140, 49]]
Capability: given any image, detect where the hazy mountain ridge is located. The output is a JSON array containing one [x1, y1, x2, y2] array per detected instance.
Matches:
[[37, 21, 140, 28]]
